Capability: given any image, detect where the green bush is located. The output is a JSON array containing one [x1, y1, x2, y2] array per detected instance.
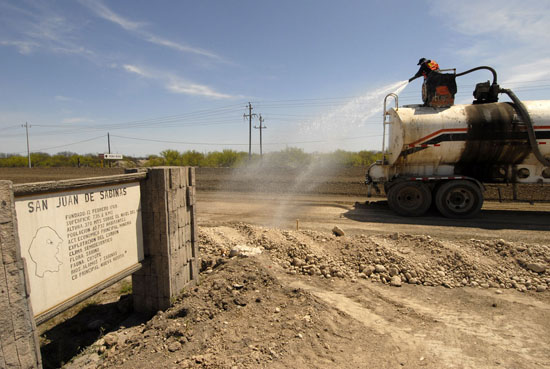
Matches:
[[0, 148, 382, 168], [264, 147, 312, 168], [144, 154, 164, 166], [0, 155, 28, 167], [160, 149, 182, 166], [181, 151, 205, 166], [203, 150, 247, 167], [0, 152, 117, 167]]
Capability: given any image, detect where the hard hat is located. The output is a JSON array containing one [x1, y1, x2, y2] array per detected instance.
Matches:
[[417, 58, 427, 65]]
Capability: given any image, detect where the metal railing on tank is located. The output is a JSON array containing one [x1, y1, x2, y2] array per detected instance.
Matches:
[[382, 93, 398, 164]]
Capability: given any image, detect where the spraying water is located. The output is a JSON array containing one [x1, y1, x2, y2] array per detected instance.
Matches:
[[222, 79, 410, 227], [267, 79, 409, 225], [299, 79, 409, 152]]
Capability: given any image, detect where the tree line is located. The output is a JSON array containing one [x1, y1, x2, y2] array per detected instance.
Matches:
[[0, 148, 383, 168]]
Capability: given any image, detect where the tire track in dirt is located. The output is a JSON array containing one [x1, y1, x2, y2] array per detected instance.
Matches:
[[287, 279, 472, 369], [285, 276, 550, 369]]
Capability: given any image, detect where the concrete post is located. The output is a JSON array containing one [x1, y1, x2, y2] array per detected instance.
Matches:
[[0, 180, 42, 369], [132, 167, 199, 313]]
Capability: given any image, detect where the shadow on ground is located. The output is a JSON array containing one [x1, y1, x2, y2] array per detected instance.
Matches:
[[39, 294, 150, 369], [344, 201, 550, 232]]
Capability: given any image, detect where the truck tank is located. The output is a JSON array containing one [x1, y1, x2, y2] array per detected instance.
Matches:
[[384, 101, 550, 182], [367, 66, 550, 218]]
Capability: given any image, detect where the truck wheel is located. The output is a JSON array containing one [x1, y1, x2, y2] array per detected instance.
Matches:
[[434, 180, 483, 218], [387, 181, 432, 216]]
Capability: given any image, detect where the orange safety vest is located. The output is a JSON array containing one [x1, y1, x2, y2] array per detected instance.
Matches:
[[422, 60, 440, 78], [427, 60, 439, 71]]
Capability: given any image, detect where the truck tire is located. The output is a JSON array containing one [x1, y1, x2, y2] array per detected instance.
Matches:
[[434, 180, 483, 218], [387, 181, 432, 216]]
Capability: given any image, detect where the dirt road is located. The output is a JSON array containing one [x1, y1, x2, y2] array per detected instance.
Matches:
[[197, 191, 550, 243], [3, 167, 549, 368]]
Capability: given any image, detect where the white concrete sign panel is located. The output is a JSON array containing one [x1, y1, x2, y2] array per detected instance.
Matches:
[[15, 182, 143, 317], [102, 153, 123, 160]]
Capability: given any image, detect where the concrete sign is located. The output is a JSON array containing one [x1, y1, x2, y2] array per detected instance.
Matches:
[[15, 182, 143, 317]]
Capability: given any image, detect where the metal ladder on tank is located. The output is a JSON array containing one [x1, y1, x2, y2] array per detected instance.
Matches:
[[382, 93, 398, 165]]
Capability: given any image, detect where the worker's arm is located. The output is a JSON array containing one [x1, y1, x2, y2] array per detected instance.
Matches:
[[408, 65, 425, 82]]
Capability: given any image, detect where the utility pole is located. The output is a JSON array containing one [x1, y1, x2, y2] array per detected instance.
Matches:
[[107, 132, 111, 168], [22, 122, 31, 168], [254, 115, 267, 157], [243, 102, 256, 160]]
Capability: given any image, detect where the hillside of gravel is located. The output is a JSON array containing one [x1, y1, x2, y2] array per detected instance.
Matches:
[[199, 223, 550, 292]]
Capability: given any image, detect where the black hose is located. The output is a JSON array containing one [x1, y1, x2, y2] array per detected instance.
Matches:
[[456, 66, 498, 85], [500, 88, 550, 167]]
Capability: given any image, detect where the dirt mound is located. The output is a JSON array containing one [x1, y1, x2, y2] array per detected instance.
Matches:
[[87, 256, 367, 369], [200, 223, 550, 292]]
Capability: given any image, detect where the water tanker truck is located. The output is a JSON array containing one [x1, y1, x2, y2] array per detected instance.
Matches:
[[366, 66, 550, 218]]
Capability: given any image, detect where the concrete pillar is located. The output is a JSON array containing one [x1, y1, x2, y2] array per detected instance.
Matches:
[[0, 180, 42, 369], [132, 167, 199, 313]]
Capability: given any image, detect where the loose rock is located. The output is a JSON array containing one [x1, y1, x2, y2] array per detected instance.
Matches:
[[390, 276, 402, 287], [375, 265, 387, 273], [168, 342, 182, 352], [103, 333, 118, 347], [229, 245, 262, 257], [526, 263, 547, 273], [332, 226, 345, 237]]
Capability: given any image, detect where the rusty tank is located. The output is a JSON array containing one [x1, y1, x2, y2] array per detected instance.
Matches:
[[367, 66, 550, 218], [383, 100, 550, 182]]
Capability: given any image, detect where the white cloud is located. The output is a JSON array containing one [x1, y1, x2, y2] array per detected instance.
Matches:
[[77, 0, 143, 31], [0, 40, 37, 54], [1, 2, 240, 101], [0, 3, 97, 60], [500, 57, 550, 86], [79, 0, 222, 61], [122, 64, 236, 99], [123, 64, 149, 77], [62, 117, 93, 124], [428, 0, 550, 86], [144, 35, 221, 60], [430, 0, 550, 43], [55, 95, 75, 102], [167, 81, 234, 99]]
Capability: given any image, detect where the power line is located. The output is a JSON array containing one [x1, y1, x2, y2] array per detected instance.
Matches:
[[109, 133, 383, 147], [2, 76, 549, 156], [4, 134, 107, 156], [29, 104, 245, 130], [30, 111, 244, 130], [111, 134, 250, 146], [3, 120, 243, 139], [0, 124, 23, 133], [33, 134, 106, 152], [4, 79, 549, 135], [262, 133, 383, 145]]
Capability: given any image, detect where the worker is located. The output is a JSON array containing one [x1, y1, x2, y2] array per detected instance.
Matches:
[[408, 58, 455, 107], [409, 58, 440, 83]]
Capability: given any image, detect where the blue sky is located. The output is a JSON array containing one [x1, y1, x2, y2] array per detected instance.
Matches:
[[1, 0, 550, 157]]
